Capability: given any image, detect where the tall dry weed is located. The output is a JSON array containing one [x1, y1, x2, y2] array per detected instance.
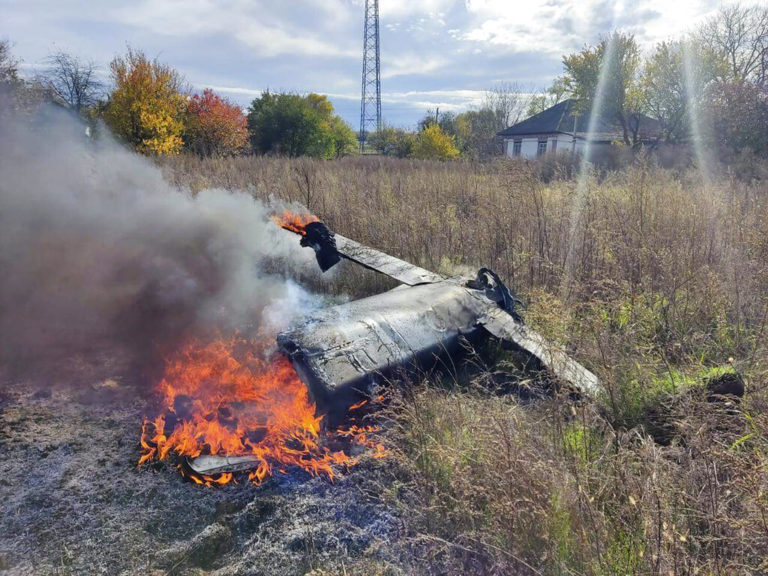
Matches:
[[158, 154, 768, 574]]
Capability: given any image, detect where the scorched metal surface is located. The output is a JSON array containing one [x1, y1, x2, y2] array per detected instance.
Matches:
[[188, 217, 601, 476], [277, 219, 601, 409], [278, 282, 483, 409]]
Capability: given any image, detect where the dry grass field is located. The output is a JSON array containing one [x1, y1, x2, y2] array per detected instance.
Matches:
[[156, 153, 768, 575]]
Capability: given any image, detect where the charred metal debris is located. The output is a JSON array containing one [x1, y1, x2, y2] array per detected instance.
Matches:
[[279, 219, 600, 413], [186, 217, 601, 478]]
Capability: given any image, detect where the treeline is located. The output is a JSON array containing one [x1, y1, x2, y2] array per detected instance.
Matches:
[[2, 3, 767, 161], [373, 3, 768, 161], [551, 3, 768, 157], [0, 44, 356, 159], [368, 83, 531, 160], [549, 4, 768, 157]]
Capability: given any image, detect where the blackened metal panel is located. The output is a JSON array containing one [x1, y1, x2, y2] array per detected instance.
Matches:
[[334, 234, 444, 286], [278, 281, 485, 408]]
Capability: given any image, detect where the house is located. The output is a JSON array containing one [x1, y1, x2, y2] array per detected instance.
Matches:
[[498, 99, 662, 159]]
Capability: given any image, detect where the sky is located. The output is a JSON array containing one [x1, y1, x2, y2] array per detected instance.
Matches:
[[1, 0, 758, 128]]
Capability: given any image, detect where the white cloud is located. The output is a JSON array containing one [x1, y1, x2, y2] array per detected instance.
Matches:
[[383, 89, 486, 111], [328, 88, 487, 111], [378, 0, 458, 19], [109, 0, 358, 58], [381, 54, 451, 80], [462, 0, 622, 54], [202, 85, 263, 98], [459, 0, 768, 56], [3, 0, 764, 128]]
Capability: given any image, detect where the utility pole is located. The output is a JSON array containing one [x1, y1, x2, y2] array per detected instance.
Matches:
[[359, 0, 381, 152]]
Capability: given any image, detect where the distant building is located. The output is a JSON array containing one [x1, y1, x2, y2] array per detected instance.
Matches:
[[498, 99, 662, 159]]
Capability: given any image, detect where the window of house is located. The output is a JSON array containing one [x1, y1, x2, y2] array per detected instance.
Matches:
[[551, 138, 557, 153], [513, 140, 522, 156], [537, 139, 548, 156]]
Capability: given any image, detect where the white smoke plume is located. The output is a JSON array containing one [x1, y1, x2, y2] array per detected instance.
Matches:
[[0, 106, 320, 380]]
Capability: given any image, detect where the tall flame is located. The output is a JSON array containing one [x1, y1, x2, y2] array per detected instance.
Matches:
[[139, 336, 385, 486]]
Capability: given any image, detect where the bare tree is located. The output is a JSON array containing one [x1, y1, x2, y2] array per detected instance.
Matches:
[[698, 4, 768, 84], [0, 39, 19, 84], [482, 81, 532, 129], [42, 51, 102, 113], [527, 78, 569, 117]]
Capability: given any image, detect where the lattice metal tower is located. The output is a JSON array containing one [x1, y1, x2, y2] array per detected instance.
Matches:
[[359, 0, 381, 152]]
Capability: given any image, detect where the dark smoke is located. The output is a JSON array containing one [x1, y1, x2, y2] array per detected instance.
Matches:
[[0, 106, 319, 382]]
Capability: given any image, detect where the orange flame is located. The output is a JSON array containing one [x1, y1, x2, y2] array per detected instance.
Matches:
[[272, 211, 319, 236], [139, 336, 386, 486]]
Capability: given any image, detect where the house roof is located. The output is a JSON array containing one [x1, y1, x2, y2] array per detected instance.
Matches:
[[497, 99, 662, 141]]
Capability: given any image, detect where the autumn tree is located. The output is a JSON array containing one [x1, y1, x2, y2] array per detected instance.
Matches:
[[0, 39, 54, 115], [419, 107, 495, 158], [527, 78, 568, 117], [439, 107, 503, 157], [711, 80, 768, 156], [311, 92, 357, 158], [103, 49, 187, 155], [247, 91, 354, 159], [688, 5, 768, 156], [458, 83, 541, 158], [185, 89, 248, 156], [42, 51, 102, 115], [327, 114, 357, 158], [639, 41, 687, 142], [418, 109, 459, 136], [413, 82, 537, 158], [562, 32, 643, 146], [368, 124, 414, 157], [639, 40, 723, 143], [411, 124, 460, 160], [0, 38, 17, 116]]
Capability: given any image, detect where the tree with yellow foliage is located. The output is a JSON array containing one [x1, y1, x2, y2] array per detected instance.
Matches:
[[411, 123, 460, 160], [104, 49, 187, 155]]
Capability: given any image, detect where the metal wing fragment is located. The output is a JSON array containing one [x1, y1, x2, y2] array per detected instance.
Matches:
[[279, 218, 443, 286], [333, 233, 444, 286], [478, 307, 601, 397], [188, 454, 264, 476]]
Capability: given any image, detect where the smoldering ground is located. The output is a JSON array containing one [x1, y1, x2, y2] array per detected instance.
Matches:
[[0, 106, 321, 383]]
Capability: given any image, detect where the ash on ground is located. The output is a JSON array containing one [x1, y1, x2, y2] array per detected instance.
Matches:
[[0, 351, 406, 576]]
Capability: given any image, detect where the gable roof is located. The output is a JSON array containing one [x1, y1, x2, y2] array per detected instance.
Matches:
[[497, 99, 662, 141]]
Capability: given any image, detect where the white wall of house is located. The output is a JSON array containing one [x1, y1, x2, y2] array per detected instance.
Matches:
[[504, 134, 580, 158], [520, 138, 539, 158], [553, 134, 580, 154], [503, 135, 625, 162]]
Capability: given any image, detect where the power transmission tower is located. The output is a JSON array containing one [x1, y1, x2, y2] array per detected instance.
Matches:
[[359, 0, 381, 152]]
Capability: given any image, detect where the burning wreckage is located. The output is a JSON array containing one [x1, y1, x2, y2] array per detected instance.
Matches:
[[136, 211, 600, 483], [278, 215, 600, 406], [177, 213, 600, 480]]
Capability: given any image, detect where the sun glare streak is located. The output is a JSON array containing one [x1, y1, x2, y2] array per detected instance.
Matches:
[[560, 27, 621, 301], [681, 40, 712, 188]]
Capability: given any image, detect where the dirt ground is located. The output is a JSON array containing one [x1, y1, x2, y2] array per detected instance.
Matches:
[[0, 350, 406, 576]]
